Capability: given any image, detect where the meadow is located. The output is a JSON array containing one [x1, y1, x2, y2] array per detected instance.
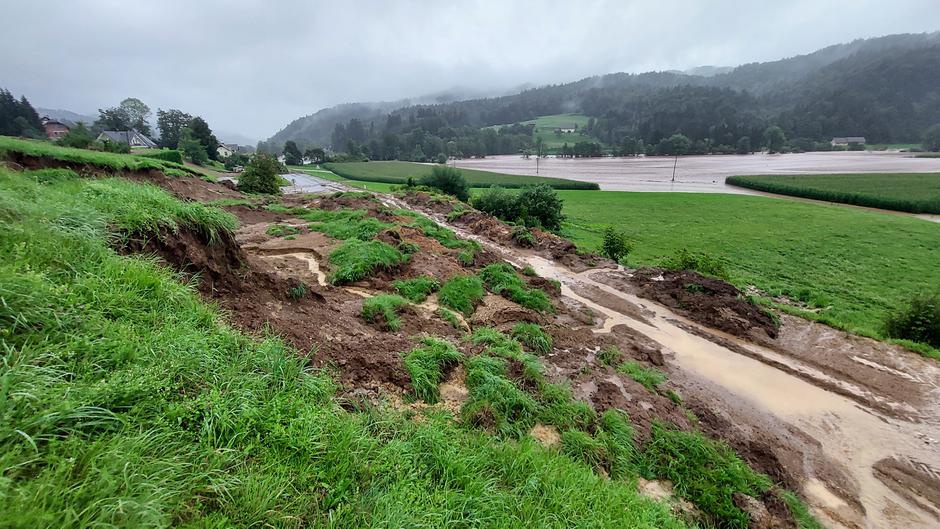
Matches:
[[727, 173, 940, 214], [323, 160, 599, 189], [525, 113, 597, 150], [556, 190, 940, 356]]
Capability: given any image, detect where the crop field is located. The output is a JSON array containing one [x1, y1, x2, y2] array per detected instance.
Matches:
[[727, 173, 940, 214], [323, 160, 599, 189], [555, 190, 940, 354]]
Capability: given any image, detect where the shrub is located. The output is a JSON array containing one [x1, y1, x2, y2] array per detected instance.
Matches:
[[361, 294, 410, 331], [662, 248, 729, 280], [238, 152, 282, 194], [517, 184, 564, 231], [420, 165, 469, 201], [473, 186, 520, 220], [139, 149, 184, 164], [601, 226, 633, 262], [393, 276, 441, 303], [438, 275, 485, 317], [404, 337, 462, 403], [884, 293, 940, 348], [511, 226, 536, 247], [56, 122, 95, 149], [100, 139, 131, 154], [511, 323, 552, 355], [328, 239, 404, 284]]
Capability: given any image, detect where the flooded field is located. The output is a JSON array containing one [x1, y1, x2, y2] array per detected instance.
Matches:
[[454, 152, 940, 193]]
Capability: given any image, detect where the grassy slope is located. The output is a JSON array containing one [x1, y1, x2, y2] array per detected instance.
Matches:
[[527, 113, 597, 149], [323, 160, 599, 190], [557, 190, 940, 354], [727, 173, 940, 214], [0, 136, 215, 180], [0, 166, 695, 527]]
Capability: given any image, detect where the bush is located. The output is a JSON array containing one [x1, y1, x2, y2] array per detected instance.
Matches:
[[238, 153, 282, 194], [328, 239, 404, 284], [601, 226, 633, 262], [393, 276, 441, 303], [511, 226, 536, 247], [56, 123, 95, 149], [517, 184, 565, 231], [662, 248, 729, 280], [884, 293, 940, 348], [361, 294, 410, 331], [473, 186, 520, 220], [100, 139, 131, 154], [438, 275, 485, 317], [420, 165, 469, 201], [139, 149, 184, 164]]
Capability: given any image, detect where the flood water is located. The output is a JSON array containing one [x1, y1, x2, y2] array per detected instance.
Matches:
[[454, 152, 940, 193]]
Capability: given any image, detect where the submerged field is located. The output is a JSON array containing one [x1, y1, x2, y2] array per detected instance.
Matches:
[[324, 160, 599, 189], [557, 190, 940, 354], [727, 173, 940, 214]]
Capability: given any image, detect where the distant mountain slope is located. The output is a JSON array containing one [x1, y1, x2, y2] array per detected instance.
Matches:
[[264, 32, 940, 151], [36, 107, 96, 126]]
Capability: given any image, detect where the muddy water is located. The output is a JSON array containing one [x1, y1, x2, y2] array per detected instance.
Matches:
[[278, 252, 328, 286], [523, 255, 940, 529]]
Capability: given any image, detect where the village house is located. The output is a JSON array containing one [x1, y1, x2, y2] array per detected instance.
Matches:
[[95, 130, 157, 149], [41, 116, 71, 139], [217, 143, 237, 158], [831, 136, 866, 147], [554, 123, 577, 133]]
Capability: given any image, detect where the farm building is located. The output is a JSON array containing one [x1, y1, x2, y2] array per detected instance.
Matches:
[[554, 123, 577, 133], [831, 136, 866, 146], [40, 116, 70, 139], [96, 130, 157, 149]]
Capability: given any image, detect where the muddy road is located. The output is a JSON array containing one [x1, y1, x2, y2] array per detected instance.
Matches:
[[401, 195, 940, 529]]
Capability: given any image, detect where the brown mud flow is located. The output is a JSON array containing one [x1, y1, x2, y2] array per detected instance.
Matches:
[[400, 195, 940, 529]]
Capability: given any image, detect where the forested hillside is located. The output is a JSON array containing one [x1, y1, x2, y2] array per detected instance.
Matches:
[[261, 32, 940, 159]]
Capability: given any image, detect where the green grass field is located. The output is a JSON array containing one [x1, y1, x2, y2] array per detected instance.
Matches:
[[556, 190, 940, 356], [288, 165, 397, 192], [489, 113, 602, 151], [0, 136, 213, 180], [727, 173, 940, 214], [323, 160, 599, 190]]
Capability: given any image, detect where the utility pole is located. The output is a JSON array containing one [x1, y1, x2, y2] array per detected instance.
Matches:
[[671, 154, 678, 182]]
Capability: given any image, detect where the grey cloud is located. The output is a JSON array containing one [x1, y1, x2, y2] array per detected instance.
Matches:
[[2, 0, 938, 141]]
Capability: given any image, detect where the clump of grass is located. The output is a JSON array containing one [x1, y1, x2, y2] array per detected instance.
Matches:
[[537, 381, 596, 431], [404, 337, 462, 403], [393, 276, 440, 303], [561, 429, 608, 468], [618, 361, 667, 391], [511, 225, 537, 247], [457, 247, 476, 266], [328, 239, 404, 284], [437, 307, 462, 329], [462, 355, 539, 437], [361, 294, 410, 331], [266, 223, 302, 237], [478, 263, 553, 313], [511, 323, 553, 355], [471, 327, 543, 382], [287, 282, 308, 300], [438, 275, 485, 317], [639, 422, 773, 529], [305, 209, 390, 240], [397, 240, 420, 256], [598, 345, 622, 366], [597, 409, 637, 479], [521, 265, 537, 277]]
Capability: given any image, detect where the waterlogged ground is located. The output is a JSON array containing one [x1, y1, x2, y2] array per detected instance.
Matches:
[[454, 152, 940, 193]]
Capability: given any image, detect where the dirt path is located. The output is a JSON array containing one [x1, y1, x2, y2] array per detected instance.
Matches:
[[396, 195, 940, 529]]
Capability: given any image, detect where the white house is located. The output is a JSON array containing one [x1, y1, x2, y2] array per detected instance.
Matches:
[[217, 144, 237, 158], [554, 123, 577, 134], [96, 130, 157, 149]]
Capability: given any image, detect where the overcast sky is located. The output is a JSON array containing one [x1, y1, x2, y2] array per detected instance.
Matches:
[[3, 1, 938, 142]]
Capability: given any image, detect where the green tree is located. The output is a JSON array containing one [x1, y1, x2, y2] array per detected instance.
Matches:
[[179, 126, 208, 165], [735, 136, 751, 154], [0, 89, 44, 137], [238, 153, 282, 194], [304, 147, 326, 164], [57, 122, 95, 149], [763, 126, 787, 154], [156, 109, 193, 149], [283, 140, 303, 165], [189, 117, 221, 161], [92, 106, 131, 134], [922, 124, 940, 152], [517, 184, 564, 231], [601, 226, 633, 263], [119, 97, 151, 136], [657, 134, 691, 156], [420, 166, 469, 201]]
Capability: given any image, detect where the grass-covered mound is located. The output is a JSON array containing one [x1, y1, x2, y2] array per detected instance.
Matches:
[[0, 166, 697, 528]]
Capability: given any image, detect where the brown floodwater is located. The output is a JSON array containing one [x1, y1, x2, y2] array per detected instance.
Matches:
[[454, 151, 940, 194]]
